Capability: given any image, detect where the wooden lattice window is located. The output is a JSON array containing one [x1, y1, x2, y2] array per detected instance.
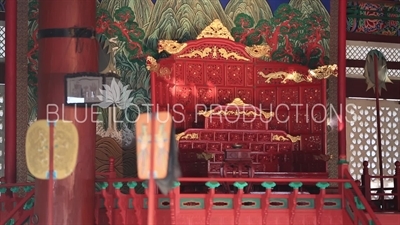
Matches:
[[346, 98, 400, 191], [0, 21, 4, 60], [346, 41, 400, 80]]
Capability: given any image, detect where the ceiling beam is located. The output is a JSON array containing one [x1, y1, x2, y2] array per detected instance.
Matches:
[[347, 32, 400, 44], [347, 60, 400, 70], [346, 78, 400, 99]]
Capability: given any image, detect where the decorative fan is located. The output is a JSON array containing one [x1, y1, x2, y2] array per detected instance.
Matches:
[[363, 49, 392, 96]]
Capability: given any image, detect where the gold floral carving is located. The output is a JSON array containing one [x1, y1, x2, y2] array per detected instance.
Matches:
[[272, 134, 301, 143], [196, 19, 234, 41], [309, 64, 338, 79], [258, 71, 312, 84], [197, 152, 215, 161], [158, 40, 188, 54], [146, 56, 159, 72], [178, 47, 212, 59], [245, 44, 271, 58], [175, 132, 199, 141], [218, 48, 250, 61]]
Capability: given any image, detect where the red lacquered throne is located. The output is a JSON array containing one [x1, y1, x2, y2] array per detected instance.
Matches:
[[146, 19, 337, 189]]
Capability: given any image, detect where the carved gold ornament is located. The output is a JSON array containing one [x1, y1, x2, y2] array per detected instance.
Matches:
[[227, 98, 247, 106], [179, 47, 213, 58], [158, 40, 188, 54], [218, 48, 250, 61], [178, 46, 249, 61], [175, 132, 199, 141], [199, 98, 274, 119], [197, 19, 234, 41], [313, 154, 333, 162], [197, 152, 215, 161], [198, 109, 274, 119], [146, 56, 159, 72], [309, 64, 338, 79], [245, 44, 271, 58], [258, 71, 312, 83], [272, 134, 301, 143]]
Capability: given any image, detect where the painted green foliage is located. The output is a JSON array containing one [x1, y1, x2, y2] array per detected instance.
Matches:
[[96, 6, 154, 130], [231, 4, 330, 68], [28, 0, 39, 122], [96, 7, 154, 58]]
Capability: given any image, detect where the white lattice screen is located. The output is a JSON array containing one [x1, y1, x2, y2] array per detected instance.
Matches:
[[346, 98, 400, 189], [346, 40, 400, 80], [0, 84, 4, 178], [0, 21, 4, 60]]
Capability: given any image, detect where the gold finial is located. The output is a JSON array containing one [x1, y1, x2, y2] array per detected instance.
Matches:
[[227, 98, 247, 106], [197, 19, 234, 41]]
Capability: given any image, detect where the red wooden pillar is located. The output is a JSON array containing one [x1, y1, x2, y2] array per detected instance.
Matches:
[[35, 0, 98, 224], [338, 0, 348, 174], [4, 0, 17, 183]]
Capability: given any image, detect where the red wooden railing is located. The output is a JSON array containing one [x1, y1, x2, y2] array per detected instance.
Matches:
[[343, 169, 382, 224], [359, 161, 400, 212], [93, 158, 381, 225], [0, 182, 35, 225], [0, 158, 382, 225]]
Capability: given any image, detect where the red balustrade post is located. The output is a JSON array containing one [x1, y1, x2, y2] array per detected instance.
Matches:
[[34, 0, 98, 224], [395, 161, 400, 211], [337, 0, 347, 178], [108, 157, 116, 178], [362, 161, 371, 201], [4, 0, 18, 184]]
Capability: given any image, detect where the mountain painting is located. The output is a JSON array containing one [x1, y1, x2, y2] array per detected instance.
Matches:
[[28, 0, 331, 135]]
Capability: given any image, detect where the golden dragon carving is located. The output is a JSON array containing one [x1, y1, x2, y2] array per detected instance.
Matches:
[[272, 134, 301, 143], [309, 64, 338, 79], [258, 71, 312, 83], [178, 47, 213, 59], [218, 48, 250, 61], [175, 132, 199, 141], [158, 40, 188, 54]]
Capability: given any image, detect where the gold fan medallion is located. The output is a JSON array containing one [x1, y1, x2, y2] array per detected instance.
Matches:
[[26, 120, 79, 180]]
